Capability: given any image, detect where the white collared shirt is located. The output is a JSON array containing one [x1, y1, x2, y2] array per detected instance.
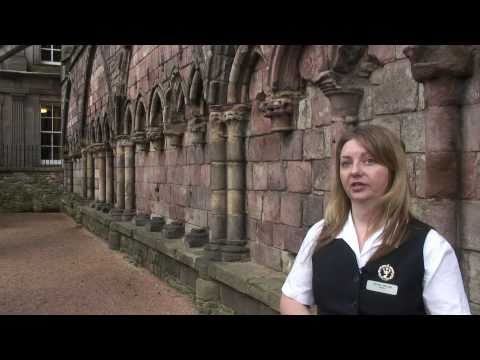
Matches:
[[282, 212, 471, 315]]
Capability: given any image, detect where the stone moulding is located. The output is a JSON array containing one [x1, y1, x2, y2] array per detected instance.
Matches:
[[187, 115, 207, 145], [131, 130, 147, 152], [146, 127, 165, 151], [164, 122, 187, 147]]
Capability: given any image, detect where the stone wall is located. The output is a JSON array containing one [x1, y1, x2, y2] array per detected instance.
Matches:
[[62, 45, 480, 314], [0, 168, 63, 212]]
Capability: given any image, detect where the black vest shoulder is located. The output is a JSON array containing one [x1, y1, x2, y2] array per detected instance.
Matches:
[[312, 218, 431, 315]]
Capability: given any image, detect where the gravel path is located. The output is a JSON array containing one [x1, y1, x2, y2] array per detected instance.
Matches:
[[0, 213, 198, 315]]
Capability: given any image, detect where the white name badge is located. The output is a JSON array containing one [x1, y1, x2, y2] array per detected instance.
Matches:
[[366, 280, 398, 296]]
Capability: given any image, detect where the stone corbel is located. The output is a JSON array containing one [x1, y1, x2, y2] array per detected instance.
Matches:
[[163, 122, 187, 147], [131, 130, 147, 152], [315, 70, 363, 122], [259, 97, 294, 133], [115, 134, 131, 147], [188, 114, 207, 145], [208, 105, 226, 141], [91, 143, 106, 154], [146, 127, 165, 151]]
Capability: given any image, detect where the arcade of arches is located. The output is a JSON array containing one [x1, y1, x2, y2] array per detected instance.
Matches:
[[60, 45, 480, 314]]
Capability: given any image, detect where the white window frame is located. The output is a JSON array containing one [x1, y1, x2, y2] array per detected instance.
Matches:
[[40, 45, 62, 65], [40, 103, 63, 165]]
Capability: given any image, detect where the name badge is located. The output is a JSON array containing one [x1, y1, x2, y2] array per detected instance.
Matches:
[[366, 280, 398, 296]]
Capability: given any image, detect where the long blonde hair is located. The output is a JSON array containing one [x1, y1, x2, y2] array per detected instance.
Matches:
[[315, 125, 412, 261]]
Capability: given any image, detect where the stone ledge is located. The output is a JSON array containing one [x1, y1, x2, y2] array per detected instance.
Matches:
[[66, 200, 285, 314]]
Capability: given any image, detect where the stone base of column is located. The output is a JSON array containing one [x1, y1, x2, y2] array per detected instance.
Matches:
[[122, 209, 136, 222], [110, 208, 124, 221], [101, 203, 113, 214], [204, 241, 249, 262], [95, 201, 106, 211], [133, 214, 150, 226]]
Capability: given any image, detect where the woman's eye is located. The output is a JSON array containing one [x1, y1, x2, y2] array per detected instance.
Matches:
[[340, 162, 351, 167], [365, 158, 376, 165]]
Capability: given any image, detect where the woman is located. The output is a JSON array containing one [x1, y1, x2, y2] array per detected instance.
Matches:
[[280, 125, 470, 315]]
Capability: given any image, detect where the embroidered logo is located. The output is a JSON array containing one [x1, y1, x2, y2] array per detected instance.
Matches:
[[378, 264, 395, 282]]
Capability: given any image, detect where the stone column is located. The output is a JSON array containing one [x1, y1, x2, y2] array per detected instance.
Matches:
[[86, 146, 95, 201], [81, 149, 88, 199], [110, 139, 125, 220], [221, 104, 250, 262], [122, 141, 136, 221], [204, 106, 227, 261], [96, 144, 106, 207], [105, 146, 114, 207], [404, 45, 472, 247]]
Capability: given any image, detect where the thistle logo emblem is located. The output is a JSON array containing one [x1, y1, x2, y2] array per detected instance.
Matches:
[[378, 264, 395, 282]]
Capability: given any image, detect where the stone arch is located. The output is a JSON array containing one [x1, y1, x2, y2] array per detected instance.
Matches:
[[80, 46, 97, 142], [268, 45, 305, 93], [165, 72, 187, 123], [62, 78, 72, 146], [122, 101, 134, 135], [148, 86, 166, 128], [101, 113, 111, 143], [227, 45, 267, 104], [134, 96, 147, 132], [188, 66, 207, 115]]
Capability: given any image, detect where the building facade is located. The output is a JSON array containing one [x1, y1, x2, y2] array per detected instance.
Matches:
[[61, 45, 480, 314], [0, 45, 63, 212]]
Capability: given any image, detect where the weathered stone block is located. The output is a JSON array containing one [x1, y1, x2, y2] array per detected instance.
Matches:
[[196, 278, 219, 302], [462, 104, 480, 152], [425, 152, 457, 198], [190, 186, 209, 210], [303, 128, 327, 160], [297, 95, 312, 130], [281, 250, 296, 274], [310, 85, 332, 127], [368, 45, 396, 65], [410, 198, 456, 246], [272, 223, 307, 252], [261, 133, 282, 162], [268, 162, 286, 191], [173, 185, 187, 206], [463, 251, 480, 304], [185, 208, 208, 228], [286, 161, 312, 193], [262, 191, 281, 223], [253, 163, 268, 190], [210, 163, 226, 190], [256, 220, 273, 246], [462, 153, 479, 199], [246, 163, 253, 190], [462, 201, 480, 251], [247, 218, 257, 242], [425, 106, 458, 153], [247, 191, 262, 221], [312, 159, 332, 191], [373, 59, 418, 115], [401, 112, 426, 153], [208, 213, 226, 241], [280, 192, 303, 227], [281, 131, 303, 161], [303, 194, 324, 227], [208, 142, 226, 162], [252, 242, 282, 272], [368, 115, 401, 140]]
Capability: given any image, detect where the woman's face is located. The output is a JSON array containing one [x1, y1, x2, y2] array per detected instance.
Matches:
[[339, 139, 390, 207]]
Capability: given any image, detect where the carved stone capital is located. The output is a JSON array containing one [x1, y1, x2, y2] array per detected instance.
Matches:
[[91, 143, 106, 153], [223, 104, 250, 138], [164, 122, 187, 147], [146, 126, 164, 151], [259, 97, 294, 133], [188, 115, 207, 145], [404, 45, 473, 82]]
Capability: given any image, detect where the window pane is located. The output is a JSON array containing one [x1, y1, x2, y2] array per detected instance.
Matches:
[[53, 117, 61, 131], [53, 133, 61, 146], [41, 118, 52, 131], [53, 52, 61, 62], [41, 49, 52, 62], [41, 45, 51, 50], [41, 146, 51, 160], [53, 147, 61, 160], [53, 105, 61, 118], [53, 45, 62, 50], [41, 133, 51, 146], [41, 105, 52, 117]]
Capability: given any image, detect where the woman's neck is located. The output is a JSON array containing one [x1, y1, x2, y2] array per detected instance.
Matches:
[[351, 203, 382, 248]]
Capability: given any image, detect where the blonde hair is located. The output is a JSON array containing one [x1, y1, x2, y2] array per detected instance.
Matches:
[[315, 125, 412, 261]]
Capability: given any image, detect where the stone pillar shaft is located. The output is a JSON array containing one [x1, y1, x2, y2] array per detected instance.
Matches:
[[123, 143, 136, 221], [86, 150, 94, 200], [115, 143, 125, 210], [97, 151, 106, 203], [105, 149, 114, 205], [82, 150, 87, 199]]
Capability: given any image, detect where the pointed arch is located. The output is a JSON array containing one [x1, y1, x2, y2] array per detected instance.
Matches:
[[122, 101, 134, 135], [268, 45, 304, 93], [227, 45, 267, 104], [80, 46, 97, 142], [148, 86, 166, 128], [134, 96, 147, 132]]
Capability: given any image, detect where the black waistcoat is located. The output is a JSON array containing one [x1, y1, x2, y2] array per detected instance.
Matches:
[[312, 219, 431, 315]]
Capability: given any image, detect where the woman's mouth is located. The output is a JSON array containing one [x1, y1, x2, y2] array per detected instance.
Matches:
[[350, 182, 367, 192]]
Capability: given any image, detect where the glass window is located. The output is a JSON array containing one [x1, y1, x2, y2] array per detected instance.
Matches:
[[40, 103, 62, 165], [40, 45, 62, 64]]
